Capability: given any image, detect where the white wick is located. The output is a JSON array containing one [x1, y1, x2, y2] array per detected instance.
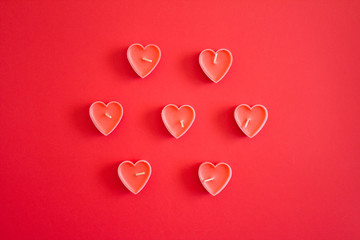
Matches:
[[213, 53, 218, 64], [244, 119, 250, 128], [203, 177, 215, 183], [105, 113, 112, 119], [180, 120, 185, 128], [136, 172, 145, 176], [142, 57, 152, 63]]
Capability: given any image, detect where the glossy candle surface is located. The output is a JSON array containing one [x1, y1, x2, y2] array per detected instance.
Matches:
[[161, 104, 195, 139], [198, 162, 232, 196], [118, 160, 151, 194], [89, 101, 123, 136], [127, 43, 161, 78], [199, 49, 232, 83], [234, 104, 268, 138]]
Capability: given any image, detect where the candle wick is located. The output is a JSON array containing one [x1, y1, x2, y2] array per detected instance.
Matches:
[[142, 57, 152, 63], [203, 177, 215, 183], [213, 53, 218, 64], [244, 119, 250, 128], [180, 120, 185, 128], [105, 113, 112, 119], [136, 172, 145, 176]]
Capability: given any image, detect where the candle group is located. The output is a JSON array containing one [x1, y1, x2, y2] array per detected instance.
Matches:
[[90, 43, 269, 197], [118, 160, 232, 196], [89, 102, 267, 138], [127, 43, 233, 82]]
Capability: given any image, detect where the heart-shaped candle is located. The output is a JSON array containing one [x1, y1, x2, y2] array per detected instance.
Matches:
[[89, 101, 123, 136], [118, 160, 152, 194], [199, 48, 233, 83], [234, 104, 268, 138], [198, 162, 232, 196], [127, 43, 161, 78], [161, 104, 196, 139]]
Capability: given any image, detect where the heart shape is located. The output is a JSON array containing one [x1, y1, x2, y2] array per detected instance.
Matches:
[[127, 43, 161, 78], [198, 162, 232, 196], [118, 160, 152, 194], [161, 104, 196, 139], [199, 49, 233, 83], [234, 104, 268, 138], [89, 101, 123, 136]]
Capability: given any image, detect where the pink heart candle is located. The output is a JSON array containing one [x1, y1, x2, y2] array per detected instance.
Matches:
[[118, 160, 152, 194], [199, 48, 233, 83], [127, 43, 161, 78], [234, 104, 268, 138], [161, 104, 196, 139], [198, 162, 232, 196], [89, 101, 123, 136]]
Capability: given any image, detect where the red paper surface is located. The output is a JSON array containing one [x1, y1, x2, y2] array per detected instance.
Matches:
[[1, 1, 360, 239]]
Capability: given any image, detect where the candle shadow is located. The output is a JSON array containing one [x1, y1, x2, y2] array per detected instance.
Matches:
[[217, 106, 247, 139], [109, 48, 139, 80], [72, 104, 100, 137], [181, 52, 212, 84], [180, 163, 208, 195], [99, 161, 132, 196], [143, 107, 173, 139]]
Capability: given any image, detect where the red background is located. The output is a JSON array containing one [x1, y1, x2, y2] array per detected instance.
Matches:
[[1, 0, 360, 239]]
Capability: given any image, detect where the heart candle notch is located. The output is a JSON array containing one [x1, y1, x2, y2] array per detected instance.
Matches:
[[118, 160, 152, 194], [127, 43, 161, 78], [198, 162, 232, 196], [161, 104, 196, 139], [89, 101, 123, 136], [234, 104, 268, 138], [199, 48, 233, 83]]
